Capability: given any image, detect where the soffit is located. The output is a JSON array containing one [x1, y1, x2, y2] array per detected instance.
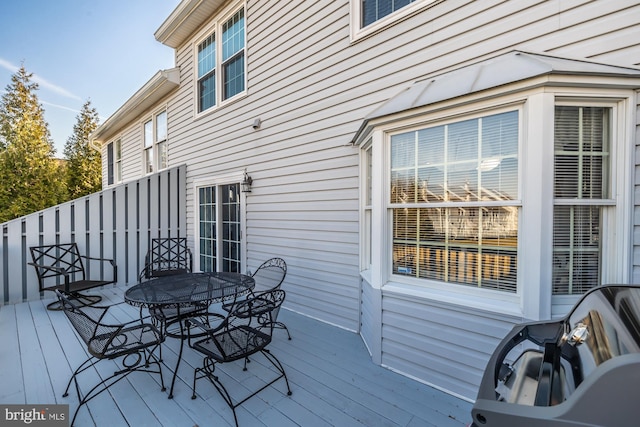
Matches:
[[352, 51, 640, 145], [155, 0, 227, 48], [89, 68, 180, 147]]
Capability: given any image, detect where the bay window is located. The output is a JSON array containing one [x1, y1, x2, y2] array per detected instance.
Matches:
[[361, 87, 631, 318]]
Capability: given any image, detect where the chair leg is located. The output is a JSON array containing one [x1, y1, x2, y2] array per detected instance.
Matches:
[[64, 348, 164, 426], [49, 292, 102, 311], [275, 321, 292, 340], [192, 352, 291, 427]]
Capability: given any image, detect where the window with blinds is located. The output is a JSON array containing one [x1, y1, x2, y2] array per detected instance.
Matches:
[[553, 106, 611, 295], [390, 110, 519, 292]]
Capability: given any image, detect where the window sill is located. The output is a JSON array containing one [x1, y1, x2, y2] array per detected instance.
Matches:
[[382, 279, 524, 319], [350, 0, 441, 43]]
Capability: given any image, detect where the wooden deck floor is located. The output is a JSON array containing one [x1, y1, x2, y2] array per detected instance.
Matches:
[[0, 285, 472, 426]]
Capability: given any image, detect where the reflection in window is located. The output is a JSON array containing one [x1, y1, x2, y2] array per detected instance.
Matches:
[[390, 110, 519, 291]]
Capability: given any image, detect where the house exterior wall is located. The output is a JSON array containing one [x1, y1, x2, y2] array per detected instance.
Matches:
[[98, 0, 640, 400]]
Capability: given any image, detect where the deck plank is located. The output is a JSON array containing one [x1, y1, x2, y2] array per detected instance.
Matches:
[[0, 286, 473, 426], [0, 304, 24, 403]]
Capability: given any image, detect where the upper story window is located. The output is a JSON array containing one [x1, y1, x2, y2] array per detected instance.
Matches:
[[197, 6, 245, 113], [363, 0, 416, 27], [143, 110, 168, 174], [107, 139, 122, 186], [351, 0, 435, 40]]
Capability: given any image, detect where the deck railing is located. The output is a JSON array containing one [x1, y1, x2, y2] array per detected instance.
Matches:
[[0, 164, 187, 305]]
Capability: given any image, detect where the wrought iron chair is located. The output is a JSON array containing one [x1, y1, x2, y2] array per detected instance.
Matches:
[[189, 289, 292, 427], [138, 237, 192, 281], [56, 290, 165, 427], [29, 243, 117, 310], [222, 257, 291, 339], [137, 237, 203, 342]]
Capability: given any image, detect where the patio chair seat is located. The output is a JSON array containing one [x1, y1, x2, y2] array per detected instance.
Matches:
[[190, 289, 291, 427], [221, 257, 291, 340]]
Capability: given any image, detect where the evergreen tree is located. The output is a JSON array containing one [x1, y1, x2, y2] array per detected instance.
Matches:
[[64, 100, 101, 199], [0, 66, 66, 222]]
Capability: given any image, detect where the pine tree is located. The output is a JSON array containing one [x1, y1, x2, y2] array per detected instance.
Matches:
[[0, 66, 66, 222], [64, 100, 102, 199]]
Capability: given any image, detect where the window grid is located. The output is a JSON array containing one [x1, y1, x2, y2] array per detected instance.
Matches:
[[222, 9, 245, 100], [198, 33, 216, 111], [198, 183, 241, 273], [362, 0, 415, 27], [197, 7, 245, 112], [199, 186, 217, 272], [142, 112, 168, 174], [144, 120, 153, 174], [553, 106, 611, 295], [390, 111, 519, 292], [156, 111, 168, 170]]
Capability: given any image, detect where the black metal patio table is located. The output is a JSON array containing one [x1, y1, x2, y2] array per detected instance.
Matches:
[[124, 272, 255, 398]]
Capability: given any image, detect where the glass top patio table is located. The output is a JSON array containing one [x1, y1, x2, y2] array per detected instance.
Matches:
[[124, 271, 255, 309]]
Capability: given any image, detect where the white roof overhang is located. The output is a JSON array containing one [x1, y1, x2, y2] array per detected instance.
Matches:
[[89, 68, 180, 148], [155, 0, 227, 48], [351, 51, 640, 146]]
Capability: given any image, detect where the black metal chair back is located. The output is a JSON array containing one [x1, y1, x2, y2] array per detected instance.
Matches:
[[251, 257, 286, 292], [29, 243, 117, 310], [56, 291, 165, 426], [139, 237, 192, 281], [190, 289, 291, 426]]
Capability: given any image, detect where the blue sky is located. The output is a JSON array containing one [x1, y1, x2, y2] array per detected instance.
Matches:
[[0, 0, 181, 155]]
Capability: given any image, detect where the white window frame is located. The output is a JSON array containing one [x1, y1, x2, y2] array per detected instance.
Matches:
[[107, 138, 122, 186], [550, 96, 632, 315], [193, 1, 247, 117], [360, 87, 633, 320], [349, 0, 438, 41], [142, 109, 168, 175], [193, 171, 248, 273]]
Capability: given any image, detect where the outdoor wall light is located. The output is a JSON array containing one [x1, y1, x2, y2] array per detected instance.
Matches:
[[252, 118, 261, 130], [241, 170, 253, 193]]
